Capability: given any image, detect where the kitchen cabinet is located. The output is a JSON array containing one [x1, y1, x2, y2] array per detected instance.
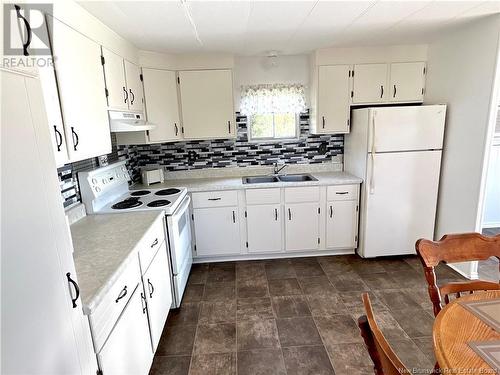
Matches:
[[246, 204, 282, 253], [326, 200, 358, 249], [97, 286, 153, 375], [178, 69, 235, 140], [101, 48, 143, 112], [143, 242, 172, 352], [285, 202, 320, 251], [193, 206, 241, 256], [47, 16, 111, 162], [316, 65, 352, 134], [352, 63, 388, 104], [143, 68, 182, 142], [389, 62, 426, 102]]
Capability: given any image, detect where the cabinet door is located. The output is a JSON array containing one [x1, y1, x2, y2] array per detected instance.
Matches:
[[143, 243, 172, 352], [389, 62, 425, 102], [352, 63, 388, 104], [179, 70, 234, 139], [285, 203, 319, 251], [143, 68, 182, 142], [48, 17, 111, 162], [125, 60, 144, 112], [246, 205, 282, 253], [102, 47, 128, 110], [98, 286, 153, 375], [317, 65, 351, 134], [326, 200, 358, 249], [193, 206, 240, 256]]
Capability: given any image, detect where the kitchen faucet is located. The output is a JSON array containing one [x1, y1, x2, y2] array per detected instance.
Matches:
[[273, 162, 287, 175]]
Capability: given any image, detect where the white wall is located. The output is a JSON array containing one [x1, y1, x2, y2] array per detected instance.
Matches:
[[233, 54, 310, 109], [139, 50, 235, 71], [483, 135, 500, 227]]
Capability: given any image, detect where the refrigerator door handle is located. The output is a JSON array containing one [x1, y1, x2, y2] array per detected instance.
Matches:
[[370, 112, 376, 194]]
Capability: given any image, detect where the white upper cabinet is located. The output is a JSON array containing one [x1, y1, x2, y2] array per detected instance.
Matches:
[[352, 63, 388, 104], [317, 65, 352, 134], [178, 70, 235, 140], [389, 62, 426, 102], [102, 48, 128, 110], [143, 68, 182, 142], [124, 60, 144, 112], [48, 16, 111, 162]]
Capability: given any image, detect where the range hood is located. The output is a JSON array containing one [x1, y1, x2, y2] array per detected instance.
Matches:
[[109, 110, 156, 132]]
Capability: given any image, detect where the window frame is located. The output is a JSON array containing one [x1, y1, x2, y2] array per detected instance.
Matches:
[[247, 112, 300, 142]]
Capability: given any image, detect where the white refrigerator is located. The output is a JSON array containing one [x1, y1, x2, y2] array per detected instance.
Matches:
[[344, 105, 446, 258]]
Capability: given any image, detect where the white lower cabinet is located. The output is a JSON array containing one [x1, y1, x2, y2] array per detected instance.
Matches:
[[246, 204, 282, 253], [143, 242, 172, 352], [285, 202, 320, 251], [193, 206, 241, 256], [98, 285, 153, 375], [326, 200, 358, 249]]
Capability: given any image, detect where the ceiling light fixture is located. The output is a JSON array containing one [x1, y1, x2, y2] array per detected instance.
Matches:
[[180, 0, 203, 46]]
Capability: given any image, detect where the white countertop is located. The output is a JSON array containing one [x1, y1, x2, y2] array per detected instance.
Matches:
[[132, 171, 363, 192], [71, 211, 163, 314]]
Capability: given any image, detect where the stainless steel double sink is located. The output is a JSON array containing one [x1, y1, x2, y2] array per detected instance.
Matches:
[[242, 174, 318, 184]]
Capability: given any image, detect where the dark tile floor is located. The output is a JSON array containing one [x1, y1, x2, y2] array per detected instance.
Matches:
[[150, 255, 467, 375]]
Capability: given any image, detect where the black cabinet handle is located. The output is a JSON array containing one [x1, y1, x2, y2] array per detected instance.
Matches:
[[71, 127, 79, 151], [174, 123, 178, 136], [150, 238, 158, 248], [14, 5, 31, 56], [208, 198, 221, 201], [141, 292, 147, 314], [232, 210, 236, 223], [115, 286, 127, 303], [66, 272, 80, 308], [329, 206, 333, 218], [322, 116, 325, 129], [123, 86, 128, 103], [335, 191, 349, 195], [275, 208, 278, 221], [228, 121, 231, 134], [53, 125, 62, 152], [147, 279, 154, 298], [393, 85, 397, 98], [288, 208, 292, 221], [129, 89, 135, 105], [380, 85, 384, 98]]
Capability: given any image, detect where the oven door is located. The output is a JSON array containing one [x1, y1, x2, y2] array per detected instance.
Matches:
[[166, 195, 192, 276]]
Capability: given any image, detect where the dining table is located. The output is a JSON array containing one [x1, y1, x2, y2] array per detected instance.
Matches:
[[433, 290, 500, 373]]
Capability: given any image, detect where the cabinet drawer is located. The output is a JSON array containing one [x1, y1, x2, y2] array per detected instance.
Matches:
[[327, 185, 358, 201], [192, 190, 238, 208], [89, 257, 141, 353], [246, 188, 280, 205], [284, 187, 320, 203], [138, 215, 165, 274]]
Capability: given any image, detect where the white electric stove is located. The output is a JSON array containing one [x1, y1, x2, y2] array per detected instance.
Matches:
[[78, 161, 192, 308]]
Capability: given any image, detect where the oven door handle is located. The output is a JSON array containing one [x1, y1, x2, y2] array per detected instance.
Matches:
[[171, 195, 191, 219]]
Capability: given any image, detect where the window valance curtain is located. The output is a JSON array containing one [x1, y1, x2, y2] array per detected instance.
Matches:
[[240, 84, 306, 116]]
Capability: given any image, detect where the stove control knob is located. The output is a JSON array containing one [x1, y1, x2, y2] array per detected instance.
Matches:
[[91, 178, 97, 185], [95, 186, 101, 193], [102, 178, 106, 184]]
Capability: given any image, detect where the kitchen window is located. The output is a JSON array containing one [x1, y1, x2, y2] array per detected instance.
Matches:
[[240, 84, 306, 141]]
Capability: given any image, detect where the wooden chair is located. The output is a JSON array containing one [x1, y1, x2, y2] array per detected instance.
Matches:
[[358, 293, 410, 375], [416, 232, 500, 317]]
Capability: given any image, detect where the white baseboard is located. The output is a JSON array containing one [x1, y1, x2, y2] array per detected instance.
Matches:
[[482, 222, 500, 229], [448, 262, 478, 280]]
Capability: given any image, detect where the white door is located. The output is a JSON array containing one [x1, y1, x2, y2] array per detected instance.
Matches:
[[368, 105, 446, 153], [362, 150, 442, 258], [326, 200, 358, 249], [102, 47, 128, 110], [2, 69, 96, 375], [389, 62, 426, 102], [179, 70, 235, 139], [318, 65, 352, 134], [193, 207, 241, 256], [143, 68, 182, 142], [144, 243, 172, 352], [247, 205, 282, 253], [98, 286, 153, 375], [352, 64, 388, 104], [285, 203, 320, 251], [124, 60, 144, 112], [38, 66, 70, 167], [48, 17, 111, 162]]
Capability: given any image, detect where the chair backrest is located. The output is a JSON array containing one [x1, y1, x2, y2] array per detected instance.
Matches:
[[358, 293, 409, 375], [416, 232, 500, 316]]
